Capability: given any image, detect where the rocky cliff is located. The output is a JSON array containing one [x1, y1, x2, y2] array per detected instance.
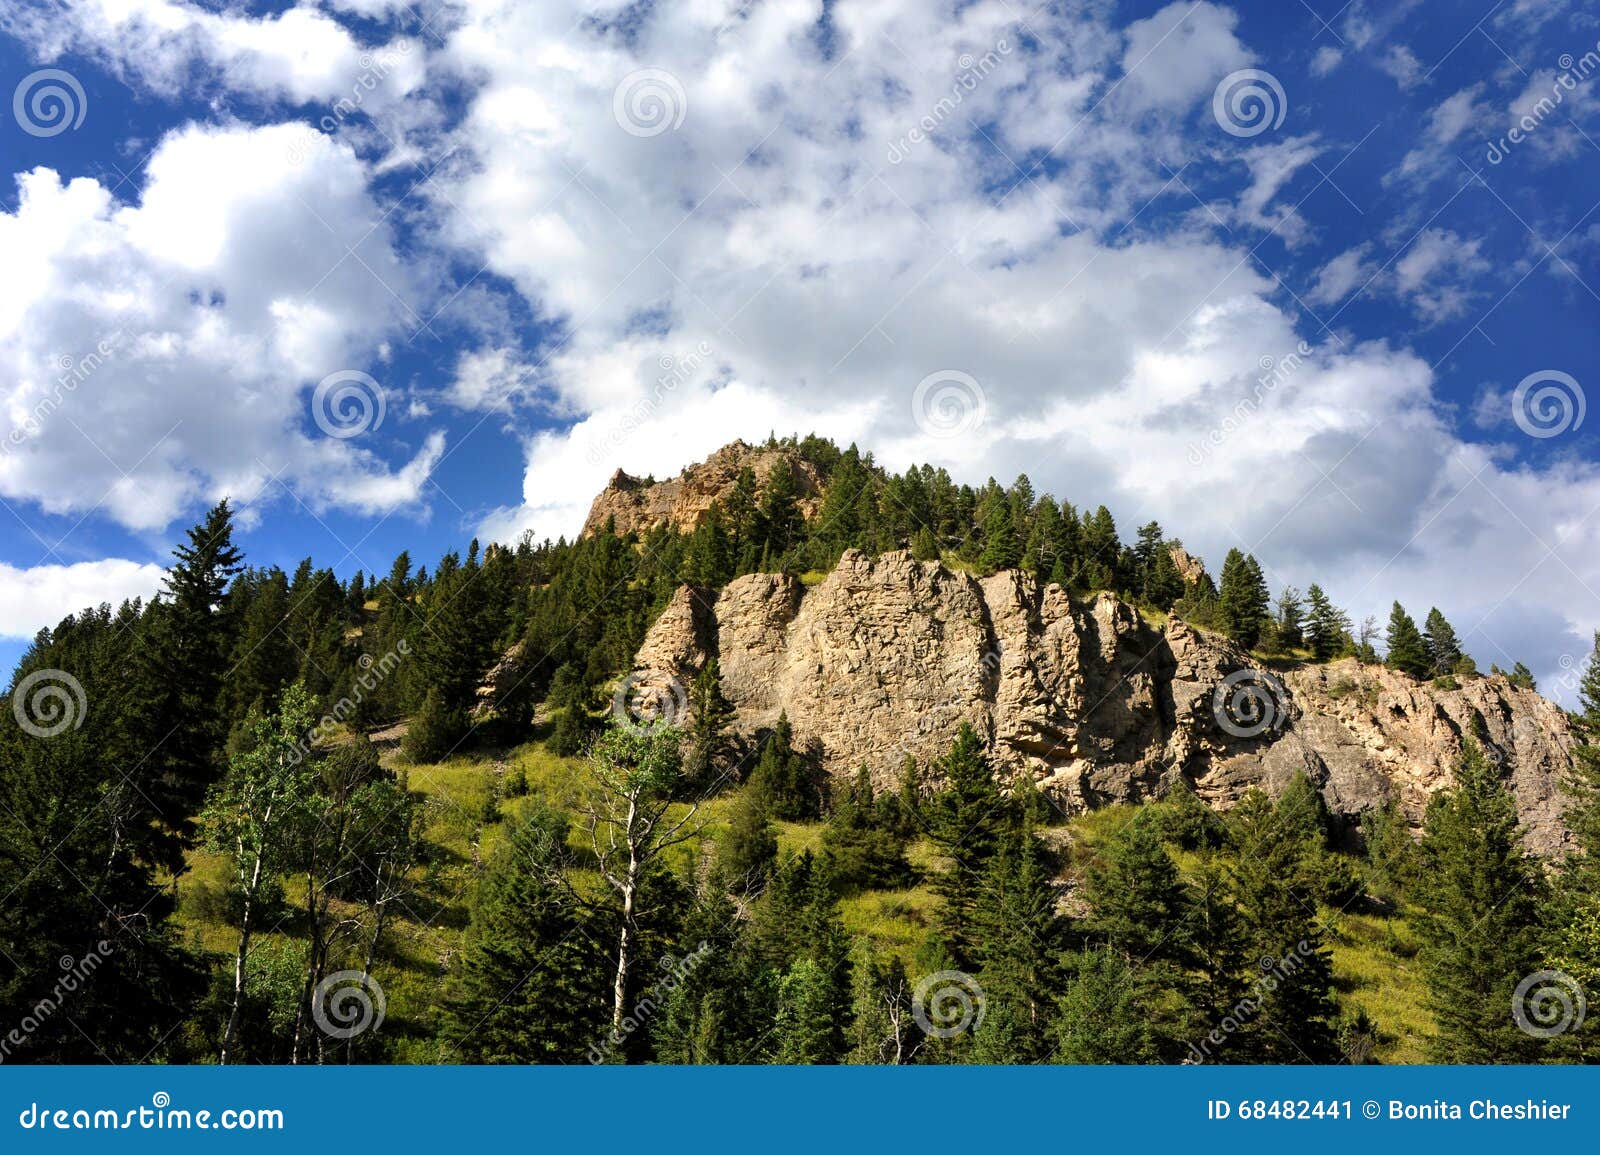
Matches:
[[582, 440, 824, 538], [629, 549, 1575, 854]]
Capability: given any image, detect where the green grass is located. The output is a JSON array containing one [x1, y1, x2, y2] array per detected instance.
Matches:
[[173, 734, 1437, 1064]]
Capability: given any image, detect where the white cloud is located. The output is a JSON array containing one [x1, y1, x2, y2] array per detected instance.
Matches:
[[1377, 44, 1425, 90], [1306, 243, 1375, 306], [1116, 1, 1251, 115], [0, 559, 166, 639], [1, 0, 425, 108], [0, 122, 444, 530], [1392, 228, 1491, 323], [1392, 85, 1486, 187], [1310, 47, 1343, 77]]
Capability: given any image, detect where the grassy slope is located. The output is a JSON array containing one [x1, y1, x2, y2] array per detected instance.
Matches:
[[175, 742, 1434, 1063]]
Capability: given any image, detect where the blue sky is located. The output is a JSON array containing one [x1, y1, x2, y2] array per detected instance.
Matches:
[[0, 0, 1597, 699]]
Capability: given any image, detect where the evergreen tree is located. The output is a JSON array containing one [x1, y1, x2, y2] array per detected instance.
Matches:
[[927, 724, 1012, 967], [1273, 586, 1304, 651], [1416, 742, 1547, 1062], [1052, 948, 1158, 1063], [1422, 608, 1464, 678], [969, 828, 1063, 1062], [441, 804, 608, 1062], [978, 499, 1021, 572], [1079, 817, 1191, 965], [1304, 584, 1348, 662], [749, 713, 820, 820], [1226, 791, 1340, 1062], [683, 659, 736, 787], [1217, 549, 1270, 650], [720, 786, 779, 894], [1384, 602, 1430, 677], [141, 500, 245, 845]]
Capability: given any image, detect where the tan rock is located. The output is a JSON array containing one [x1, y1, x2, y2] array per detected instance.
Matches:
[[630, 551, 1576, 853], [581, 440, 823, 538]]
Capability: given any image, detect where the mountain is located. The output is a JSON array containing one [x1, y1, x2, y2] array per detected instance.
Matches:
[[626, 549, 1574, 855], [582, 439, 825, 538]]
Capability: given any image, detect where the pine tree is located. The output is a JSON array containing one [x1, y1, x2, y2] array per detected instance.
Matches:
[[1274, 586, 1304, 651], [1226, 790, 1340, 1062], [1385, 602, 1430, 677], [1079, 817, 1191, 964], [927, 723, 1012, 967], [749, 712, 820, 820], [1217, 549, 1270, 650], [141, 500, 244, 844], [978, 499, 1021, 573], [1416, 742, 1547, 1062], [1303, 584, 1349, 662], [1052, 948, 1158, 1063], [683, 658, 736, 787], [1422, 607, 1464, 678], [441, 803, 608, 1061], [969, 828, 1064, 1062], [720, 786, 778, 894]]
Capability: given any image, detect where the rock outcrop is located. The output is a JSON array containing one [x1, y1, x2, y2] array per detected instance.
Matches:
[[631, 550, 1575, 854], [582, 440, 824, 538]]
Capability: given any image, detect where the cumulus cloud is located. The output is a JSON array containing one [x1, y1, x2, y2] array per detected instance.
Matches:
[[421, 0, 1600, 701], [0, 122, 445, 530], [0, 559, 166, 639], [1, 0, 425, 108]]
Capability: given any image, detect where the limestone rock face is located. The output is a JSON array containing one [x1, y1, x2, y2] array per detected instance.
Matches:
[[581, 440, 823, 538], [630, 550, 1576, 853]]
